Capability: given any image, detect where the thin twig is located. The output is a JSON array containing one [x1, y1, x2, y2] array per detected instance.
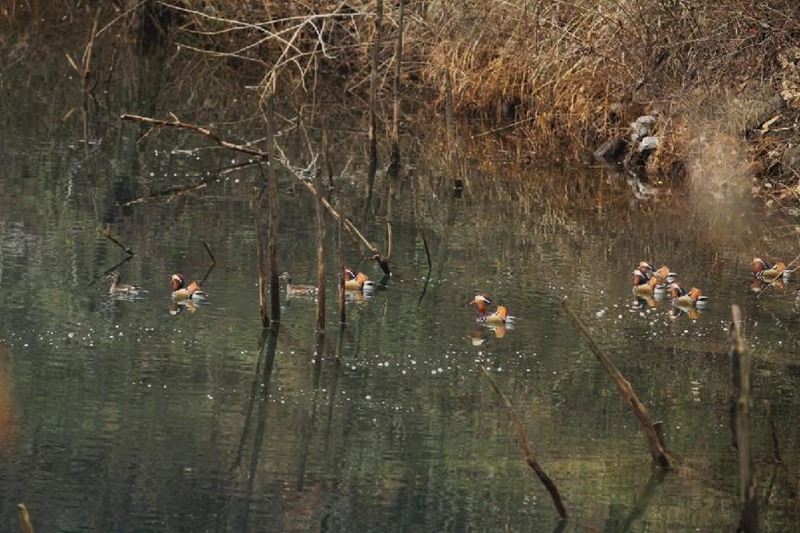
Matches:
[[201, 240, 216, 264]]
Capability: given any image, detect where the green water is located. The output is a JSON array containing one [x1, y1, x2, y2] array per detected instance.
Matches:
[[1, 29, 798, 533]]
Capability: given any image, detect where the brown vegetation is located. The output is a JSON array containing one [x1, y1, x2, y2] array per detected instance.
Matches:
[[3, 1, 800, 206]]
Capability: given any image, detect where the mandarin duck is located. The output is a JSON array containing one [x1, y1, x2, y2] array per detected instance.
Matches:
[[751, 258, 787, 282], [280, 272, 318, 297], [668, 282, 709, 309], [633, 274, 664, 299], [632, 262, 676, 288], [108, 271, 141, 295], [171, 273, 205, 301], [469, 294, 512, 324], [343, 268, 375, 291], [631, 262, 654, 287]]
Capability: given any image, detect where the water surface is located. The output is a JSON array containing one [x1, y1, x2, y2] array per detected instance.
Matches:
[[1, 37, 798, 533]]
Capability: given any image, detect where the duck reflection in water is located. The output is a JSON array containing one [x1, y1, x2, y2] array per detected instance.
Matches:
[[170, 299, 199, 315], [668, 282, 709, 320], [468, 323, 511, 346]]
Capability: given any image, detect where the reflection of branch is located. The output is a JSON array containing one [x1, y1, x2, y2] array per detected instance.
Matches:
[[479, 365, 568, 521], [117, 179, 209, 207], [120, 112, 391, 274], [618, 471, 667, 532], [729, 305, 758, 532], [273, 143, 391, 275], [88, 255, 134, 287], [97, 227, 133, 255]]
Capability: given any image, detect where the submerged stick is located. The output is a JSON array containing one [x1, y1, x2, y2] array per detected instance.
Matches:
[[561, 300, 671, 469], [729, 305, 758, 532], [97, 227, 133, 255], [479, 366, 568, 520], [17, 503, 34, 533]]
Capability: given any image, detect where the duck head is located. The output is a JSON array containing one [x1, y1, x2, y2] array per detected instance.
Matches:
[[171, 274, 185, 292]]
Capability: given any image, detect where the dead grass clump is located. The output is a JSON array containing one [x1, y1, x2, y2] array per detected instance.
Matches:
[[419, 0, 800, 175]]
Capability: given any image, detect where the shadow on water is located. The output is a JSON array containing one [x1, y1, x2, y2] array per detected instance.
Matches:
[[233, 325, 280, 531]]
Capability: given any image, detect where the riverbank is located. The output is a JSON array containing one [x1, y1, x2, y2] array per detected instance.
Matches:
[[2, 1, 799, 209]]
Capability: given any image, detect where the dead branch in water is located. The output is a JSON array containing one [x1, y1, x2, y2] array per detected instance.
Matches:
[[117, 180, 209, 207], [201, 240, 216, 265], [97, 227, 133, 255], [561, 300, 671, 469], [120, 113, 268, 159], [729, 305, 758, 532], [479, 365, 568, 521], [273, 144, 391, 275], [120, 112, 391, 275]]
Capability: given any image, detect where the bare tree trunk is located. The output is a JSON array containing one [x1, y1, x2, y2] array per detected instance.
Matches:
[[444, 70, 463, 193], [387, 0, 403, 180], [315, 169, 326, 333], [338, 204, 346, 325], [254, 185, 269, 327], [364, 0, 383, 213], [729, 305, 758, 532], [264, 94, 281, 323]]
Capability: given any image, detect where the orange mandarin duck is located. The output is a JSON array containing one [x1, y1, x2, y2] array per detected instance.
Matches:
[[280, 272, 318, 297], [632, 262, 676, 290], [343, 268, 375, 291], [631, 262, 654, 287], [108, 271, 141, 295], [751, 258, 787, 282], [469, 294, 512, 324], [668, 282, 709, 309], [171, 273, 205, 301]]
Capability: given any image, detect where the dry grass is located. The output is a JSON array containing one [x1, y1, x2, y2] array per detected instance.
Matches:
[[4, 0, 799, 197]]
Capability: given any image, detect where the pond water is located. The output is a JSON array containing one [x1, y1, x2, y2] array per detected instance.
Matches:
[[1, 34, 799, 533]]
